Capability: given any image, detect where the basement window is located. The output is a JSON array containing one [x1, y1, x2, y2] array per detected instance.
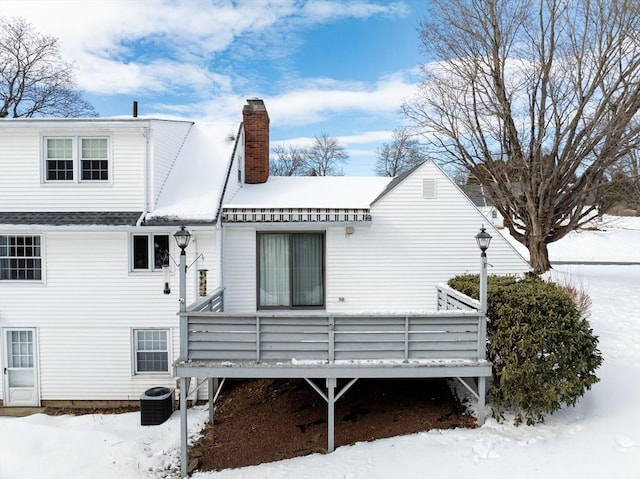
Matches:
[[133, 329, 170, 373]]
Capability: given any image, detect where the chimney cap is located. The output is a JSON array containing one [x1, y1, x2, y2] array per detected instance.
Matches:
[[245, 98, 266, 109]]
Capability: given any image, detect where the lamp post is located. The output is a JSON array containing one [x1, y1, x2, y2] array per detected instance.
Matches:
[[174, 226, 191, 313], [475, 225, 492, 317], [173, 225, 191, 479]]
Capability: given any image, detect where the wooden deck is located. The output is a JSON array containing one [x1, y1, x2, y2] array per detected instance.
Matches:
[[174, 285, 490, 478]]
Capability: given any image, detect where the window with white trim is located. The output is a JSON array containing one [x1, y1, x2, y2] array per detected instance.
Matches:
[[0, 235, 42, 281], [257, 232, 325, 309], [134, 329, 169, 373], [131, 234, 169, 271], [44, 136, 110, 182]]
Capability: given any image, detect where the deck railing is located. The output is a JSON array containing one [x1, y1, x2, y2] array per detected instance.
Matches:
[[181, 285, 486, 363], [436, 283, 481, 311]]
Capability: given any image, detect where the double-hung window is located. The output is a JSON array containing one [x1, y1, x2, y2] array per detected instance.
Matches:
[[0, 235, 42, 281], [131, 234, 170, 271], [44, 136, 110, 182], [258, 232, 324, 309], [133, 330, 169, 373]]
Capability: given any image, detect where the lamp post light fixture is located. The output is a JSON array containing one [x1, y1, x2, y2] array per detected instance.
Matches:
[[174, 225, 191, 252], [476, 225, 492, 256], [476, 225, 492, 317], [174, 226, 191, 314]]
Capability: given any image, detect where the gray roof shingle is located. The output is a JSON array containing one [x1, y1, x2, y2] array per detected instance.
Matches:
[[0, 212, 143, 226]]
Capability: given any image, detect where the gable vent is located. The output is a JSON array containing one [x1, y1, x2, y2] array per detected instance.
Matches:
[[423, 178, 436, 199]]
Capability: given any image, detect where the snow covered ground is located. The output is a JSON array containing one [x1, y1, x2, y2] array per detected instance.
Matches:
[[1, 219, 639, 479]]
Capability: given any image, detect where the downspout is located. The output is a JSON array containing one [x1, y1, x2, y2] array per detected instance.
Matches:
[[217, 216, 224, 295], [192, 236, 199, 305], [136, 127, 151, 226]]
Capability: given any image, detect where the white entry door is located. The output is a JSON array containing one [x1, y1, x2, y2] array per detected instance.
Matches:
[[2, 328, 40, 407]]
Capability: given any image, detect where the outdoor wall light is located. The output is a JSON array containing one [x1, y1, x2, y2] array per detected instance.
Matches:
[[475, 225, 492, 256]]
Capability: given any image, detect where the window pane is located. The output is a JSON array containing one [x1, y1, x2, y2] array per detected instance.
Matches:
[[0, 236, 42, 281], [132, 236, 149, 270], [135, 330, 168, 373], [80, 138, 108, 181], [46, 139, 74, 181], [47, 138, 72, 158], [153, 235, 169, 270], [258, 233, 324, 309], [292, 234, 323, 306], [259, 234, 290, 307]]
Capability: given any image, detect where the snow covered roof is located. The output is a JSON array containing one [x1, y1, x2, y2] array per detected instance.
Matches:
[[224, 176, 393, 209], [147, 121, 241, 223]]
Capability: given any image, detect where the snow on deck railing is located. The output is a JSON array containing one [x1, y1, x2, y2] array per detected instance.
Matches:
[[436, 284, 480, 311]]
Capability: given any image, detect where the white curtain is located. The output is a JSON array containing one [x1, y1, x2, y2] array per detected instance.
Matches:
[[293, 234, 323, 306], [259, 234, 290, 306]]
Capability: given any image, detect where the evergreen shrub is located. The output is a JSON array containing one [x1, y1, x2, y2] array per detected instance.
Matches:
[[448, 274, 603, 425]]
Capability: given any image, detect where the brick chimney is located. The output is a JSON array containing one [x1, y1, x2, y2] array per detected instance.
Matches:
[[243, 98, 270, 184]]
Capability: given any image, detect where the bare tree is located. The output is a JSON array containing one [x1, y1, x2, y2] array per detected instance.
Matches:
[[306, 133, 349, 176], [403, 0, 640, 273], [597, 148, 640, 214], [0, 17, 96, 118], [374, 127, 427, 177], [270, 145, 309, 176]]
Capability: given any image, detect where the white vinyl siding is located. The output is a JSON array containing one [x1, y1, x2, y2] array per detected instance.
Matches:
[[221, 228, 256, 312], [0, 230, 217, 400], [0, 127, 143, 212], [325, 162, 528, 312]]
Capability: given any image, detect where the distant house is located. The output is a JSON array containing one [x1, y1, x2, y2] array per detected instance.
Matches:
[[0, 99, 529, 413], [461, 183, 504, 228]]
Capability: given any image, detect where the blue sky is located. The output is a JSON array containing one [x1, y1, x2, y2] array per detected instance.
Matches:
[[0, 0, 431, 175]]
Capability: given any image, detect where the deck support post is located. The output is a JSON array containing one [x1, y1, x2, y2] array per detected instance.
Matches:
[[180, 376, 188, 478], [207, 378, 215, 424], [477, 376, 486, 425], [326, 377, 336, 452]]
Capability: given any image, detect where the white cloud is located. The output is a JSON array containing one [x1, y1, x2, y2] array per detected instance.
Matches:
[[1, 0, 410, 98], [260, 72, 418, 126], [300, 1, 408, 22]]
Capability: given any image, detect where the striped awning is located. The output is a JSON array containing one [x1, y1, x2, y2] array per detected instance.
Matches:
[[222, 208, 372, 223]]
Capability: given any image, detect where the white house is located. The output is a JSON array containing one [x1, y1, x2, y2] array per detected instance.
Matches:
[[0, 113, 247, 407], [0, 99, 530, 411], [221, 164, 526, 313]]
